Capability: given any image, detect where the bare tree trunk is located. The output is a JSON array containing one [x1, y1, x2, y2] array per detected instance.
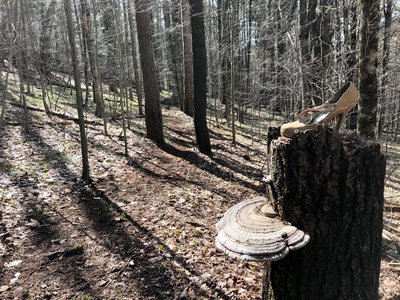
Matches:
[[39, 0, 57, 116], [101, 0, 117, 92], [378, 0, 393, 138], [216, 0, 223, 120], [39, 0, 57, 79], [73, 0, 90, 106], [358, 0, 380, 138], [343, 1, 358, 130], [0, 5, 16, 127], [0, 53, 12, 127], [135, 0, 164, 144], [116, 2, 128, 156], [92, 0, 108, 136], [189, 0, 211, 155], [164, 0, 184, 111], [126, 0, 143, 116], [244, 0, 253, 115], [230, 0, 237, 144], [298, 0, 309, 108], [64, 0, 91, 183], [182, 0, 194, 117], [344, 2, 358, 83], [222, 0, 230, 123], [16, 0, 29, 133], [80, 0, 104, 117], [318, 0, 333, 103]]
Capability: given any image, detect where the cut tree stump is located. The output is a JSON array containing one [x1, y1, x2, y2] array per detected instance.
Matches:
[[266, 125, 386, 300]]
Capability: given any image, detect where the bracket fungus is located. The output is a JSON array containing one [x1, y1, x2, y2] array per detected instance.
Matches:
[[215, 196, 310, 261]]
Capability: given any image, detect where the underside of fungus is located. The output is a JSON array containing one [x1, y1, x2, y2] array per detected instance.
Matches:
[[215, 196, 310, 262]]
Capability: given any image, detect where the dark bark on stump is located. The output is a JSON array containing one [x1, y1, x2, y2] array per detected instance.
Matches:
[[267, 126, 385, 300]]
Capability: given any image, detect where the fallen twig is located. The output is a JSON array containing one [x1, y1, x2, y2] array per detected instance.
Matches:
[[7, 100, 101, 125]]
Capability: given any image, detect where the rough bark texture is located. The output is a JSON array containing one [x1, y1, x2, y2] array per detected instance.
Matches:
[[344, 3, 358, 83], [101, 0, 117, 91], [267, 126, 385, 300], [126, 0, 143, 116], [189, 0, 211, 155], [378, 0, 393, 138], [39, 0, 57, 78], [64, 0, 91, 182], [163, 0, 184, 111], [80, 0, 104, 118], [221, 0, 230, 121], [182, 0, 194, 117], [307, 0, 333, 105], [358, 0, 380, 138], [382, 0, 393, 91], [135, 0, 164, 145], [298, 0, 308, 107]]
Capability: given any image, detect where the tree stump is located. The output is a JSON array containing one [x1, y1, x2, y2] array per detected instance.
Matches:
[[266, 126, 386, 300]]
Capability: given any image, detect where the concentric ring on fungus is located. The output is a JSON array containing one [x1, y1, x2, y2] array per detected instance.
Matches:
[[215, 196, 310, 262]]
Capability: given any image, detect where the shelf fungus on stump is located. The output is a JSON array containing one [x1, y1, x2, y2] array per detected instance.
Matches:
[[215, 196, 310, 262]]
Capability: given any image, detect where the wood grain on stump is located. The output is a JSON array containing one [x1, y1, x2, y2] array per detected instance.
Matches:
[[266, 126, 386, 300]]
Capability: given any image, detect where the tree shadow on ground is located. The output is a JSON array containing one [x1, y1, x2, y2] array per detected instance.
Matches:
[[22, 128, 231, 299], [48, 116, 264, 196], [166, 133, 195, 149], [208, 127, 268, 156], [82, 131, 251, 202], [159, 143, 262, 193], [125, 155, 241, 202], [211, 152, 264, 180], [167, 124, 267, 159], [9, 164, 98, 299], [166, 128, 264, 181]]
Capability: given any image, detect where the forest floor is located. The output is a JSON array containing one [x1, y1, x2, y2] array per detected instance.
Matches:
[[0, 87, 400, 299]]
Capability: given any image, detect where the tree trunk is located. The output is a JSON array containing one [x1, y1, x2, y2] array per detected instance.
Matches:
[[217, 0, 228, 109], [39, 0, 57, 79], [182, 0, 194, 117], [189, 0, 211, 155], [379, 0, 393, 138], [101, 0, 117, 92], [344, 2, 358, 83], [298, 0, 309, 108], [308, 0, 333, 106], [64, 0, 91, 183], [116, 2, 128, 156], [16, 0, 29, 133], [222, 0, 230, 123], [135, 0, 164, 144], [266, 126, 385, 299], [244, 0, 252, 116], [230, 0, 237, 144], [344, 2, 358, 130], [0, 12, 15, 128], [163, 0, 184, 111], [318, 0, 333, 103], [73, 0, 90, 106], [20, 0, 31, 95], [80, 0, 104, 117], [126, 0, 143, 116], [358, 0, 380, 138], [307, 0, 320, 105]]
